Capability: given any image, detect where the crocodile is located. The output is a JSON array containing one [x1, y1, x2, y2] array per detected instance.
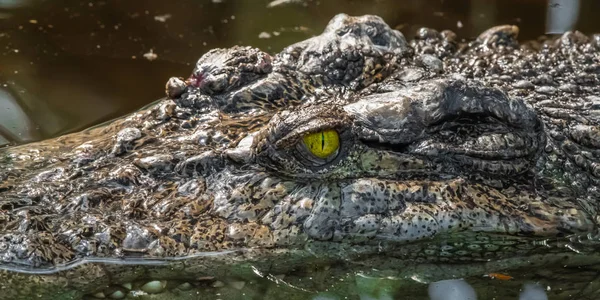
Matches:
[[1, 14, 600, 299]]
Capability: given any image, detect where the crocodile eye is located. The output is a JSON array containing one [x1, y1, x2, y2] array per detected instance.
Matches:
[[254, 106, 351, 176], [302, 129, 340, 159]]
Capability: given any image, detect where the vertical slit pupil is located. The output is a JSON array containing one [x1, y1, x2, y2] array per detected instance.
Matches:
[[321, 132, 325, 150]]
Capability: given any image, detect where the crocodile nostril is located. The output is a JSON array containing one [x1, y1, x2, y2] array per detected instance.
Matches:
[[371, 34, 389, 47]]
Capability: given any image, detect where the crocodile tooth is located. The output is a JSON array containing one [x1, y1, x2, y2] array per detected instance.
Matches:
[[121, 283, 132, 290], [108, 290, 126, 299], [229, 281, 246, 290], [140, 280, 167, 294], [177, 282, 193, 290], [92, 292, 106, 298]]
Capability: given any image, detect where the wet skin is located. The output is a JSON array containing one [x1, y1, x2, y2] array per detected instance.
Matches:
[[0, 14, 600, 299]]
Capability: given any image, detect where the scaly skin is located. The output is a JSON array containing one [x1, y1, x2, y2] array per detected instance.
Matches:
[[0, 14, 600, 299]]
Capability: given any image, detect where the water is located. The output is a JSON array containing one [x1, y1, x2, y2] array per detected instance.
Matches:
[[1, 1, 600, 299]]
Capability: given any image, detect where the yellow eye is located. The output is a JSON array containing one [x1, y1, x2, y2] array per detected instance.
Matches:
[[302, 129, 340, 159]]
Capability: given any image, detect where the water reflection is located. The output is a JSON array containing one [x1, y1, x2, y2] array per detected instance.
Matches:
[[0, 0, 30, 9], [520, 283, 549, 300], [0, 84, 39, 145], [546, 0, 580, 34], [428, 280, 549, 300], [167, 269, 573, 300], [428, 279, 477, 300]]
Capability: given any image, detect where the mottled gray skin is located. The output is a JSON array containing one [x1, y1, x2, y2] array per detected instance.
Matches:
[[1, 14, 600, 299]]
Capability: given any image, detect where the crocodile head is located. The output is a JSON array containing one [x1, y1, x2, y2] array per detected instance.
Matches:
[[1, 14, 600, 299]]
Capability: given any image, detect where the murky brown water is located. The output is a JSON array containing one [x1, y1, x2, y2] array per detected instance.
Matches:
[[1, 0, 600, 146]]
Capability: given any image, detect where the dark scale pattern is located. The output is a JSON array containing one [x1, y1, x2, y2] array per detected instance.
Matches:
[[0, 13, 599, 299]]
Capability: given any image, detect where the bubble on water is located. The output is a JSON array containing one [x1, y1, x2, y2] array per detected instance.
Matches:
[[428, 279, 477, 300], [258, 32, 272, 39], [519, 283, 548, 300]]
